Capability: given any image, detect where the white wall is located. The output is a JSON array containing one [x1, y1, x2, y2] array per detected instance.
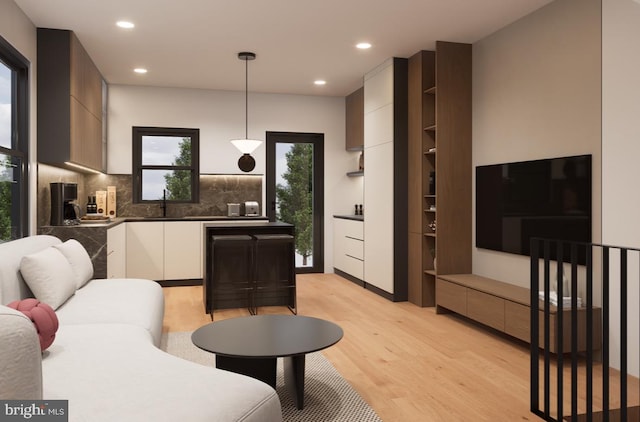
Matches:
[[0, 0, 37, 234], [602, 0, 640, 377], [108, 84, 362, 272], [472, 0, 602, 287]]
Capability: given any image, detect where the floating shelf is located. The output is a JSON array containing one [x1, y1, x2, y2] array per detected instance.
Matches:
[[424, 86, 436, 95], [346, 170, 364, 177], [424, 233, 436, 238], [424, 269, 437, 276], [424, 194, 436, 198], [424, 209, 436, 213]]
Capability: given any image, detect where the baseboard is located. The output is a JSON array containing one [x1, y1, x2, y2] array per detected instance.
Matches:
[[334, 268, 364, 287], [364, 283, 395, 301], [334, 269, 397, 301], [158, 279, 203, 287]]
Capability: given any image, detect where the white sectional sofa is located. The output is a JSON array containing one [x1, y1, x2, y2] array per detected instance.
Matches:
[[0, 235, 282, 422]]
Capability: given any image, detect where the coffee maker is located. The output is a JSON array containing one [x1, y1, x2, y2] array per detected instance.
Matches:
[[50, 182, 81, 226]]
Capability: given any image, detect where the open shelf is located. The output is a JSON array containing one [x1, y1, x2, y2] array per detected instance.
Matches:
[[408, 44, 472, 308], [346, 170, 364, 177]]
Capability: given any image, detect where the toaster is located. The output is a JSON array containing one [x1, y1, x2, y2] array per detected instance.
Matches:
[[244, 201, 259, 216], [227, 203, 240, 217]]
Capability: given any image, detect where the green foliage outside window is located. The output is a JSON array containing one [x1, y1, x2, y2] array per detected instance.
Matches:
[[276, 144, 313, 265], [0, 186, 10, 241], [0, 157, 11, 241], [164, 138, 192, 201]]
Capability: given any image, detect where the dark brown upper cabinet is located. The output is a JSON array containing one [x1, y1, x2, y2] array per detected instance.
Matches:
[[345, 86, 364, 151], [37, 28, 104, 172]]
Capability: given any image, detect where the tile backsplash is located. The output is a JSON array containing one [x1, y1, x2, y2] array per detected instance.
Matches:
[[37, 164, 263, 227]]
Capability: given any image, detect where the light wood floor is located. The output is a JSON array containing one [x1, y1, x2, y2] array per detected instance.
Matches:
[[162, 273, 637, 422]]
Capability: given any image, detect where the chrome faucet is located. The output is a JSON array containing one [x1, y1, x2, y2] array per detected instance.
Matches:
[[160, 189, 167, 217]]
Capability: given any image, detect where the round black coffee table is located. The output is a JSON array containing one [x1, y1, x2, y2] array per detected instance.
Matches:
[[192, 314, 343, 410]]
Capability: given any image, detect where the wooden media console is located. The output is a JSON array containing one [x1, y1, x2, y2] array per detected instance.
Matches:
[[436, 274, 602, 353]]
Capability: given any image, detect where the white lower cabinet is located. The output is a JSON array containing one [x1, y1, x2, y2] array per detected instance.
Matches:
[[126, 222, 164, 280], [164, 221, 202, 280], [106, 223, 126, 278], [121, 221, 203, 281], [333, 218, 364, 280]]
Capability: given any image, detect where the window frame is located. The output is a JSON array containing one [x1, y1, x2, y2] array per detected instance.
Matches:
[[132, 126, 200, 204], [0, 34, 30, 241]]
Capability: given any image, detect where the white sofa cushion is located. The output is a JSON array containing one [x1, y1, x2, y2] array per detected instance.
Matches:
[[43, 324, 282, 422], [20, 248, 76, 310], [56, 278, 165, 347], [0, 235, 61, 305], [0, 305, 43, 399], [53, 239, 94, 289]]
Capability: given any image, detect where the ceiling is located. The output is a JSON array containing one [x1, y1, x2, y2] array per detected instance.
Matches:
[[15, 0, 554, 97]]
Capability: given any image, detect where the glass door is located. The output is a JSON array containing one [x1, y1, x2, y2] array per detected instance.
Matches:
[[266, 132, 324, 273]]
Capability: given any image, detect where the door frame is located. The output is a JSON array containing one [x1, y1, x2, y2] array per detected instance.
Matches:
[[266, 131, 324, 274]]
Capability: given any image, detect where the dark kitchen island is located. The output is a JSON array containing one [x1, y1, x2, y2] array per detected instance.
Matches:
[[203, 221, 296, 317]]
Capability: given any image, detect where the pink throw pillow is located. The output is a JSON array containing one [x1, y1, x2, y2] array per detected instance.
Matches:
[[8, 298, 59, 351]]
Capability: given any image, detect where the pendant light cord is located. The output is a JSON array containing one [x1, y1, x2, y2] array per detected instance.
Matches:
[[245, 56, 248, 140]]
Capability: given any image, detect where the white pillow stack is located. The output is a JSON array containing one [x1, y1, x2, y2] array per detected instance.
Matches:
[[53, 239, 94, 289], [20, 248, 77, 310], [20, 239, 95, 310]]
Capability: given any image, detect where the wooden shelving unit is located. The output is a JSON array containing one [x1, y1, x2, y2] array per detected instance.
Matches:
[[407, 42, 472, 307]]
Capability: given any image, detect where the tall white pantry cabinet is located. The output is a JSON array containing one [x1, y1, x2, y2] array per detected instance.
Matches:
[[363, 58, 408, 301]]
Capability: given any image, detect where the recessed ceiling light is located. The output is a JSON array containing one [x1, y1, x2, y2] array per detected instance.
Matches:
[[134, 68, 148, 74], [356, 42, 372, 50], [116, 21, 135, 29], [314, 80, 326, 86]]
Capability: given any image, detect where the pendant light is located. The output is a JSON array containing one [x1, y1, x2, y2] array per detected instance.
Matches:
[[231, 51, 262, 172]]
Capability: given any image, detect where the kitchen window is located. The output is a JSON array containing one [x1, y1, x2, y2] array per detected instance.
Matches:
[[132, 127, 200, 203], [0, 35, 29, 241]]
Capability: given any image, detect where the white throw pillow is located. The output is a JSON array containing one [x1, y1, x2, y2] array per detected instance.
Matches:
[[53, 239, 94, 289], [20, 247, 76, 310]]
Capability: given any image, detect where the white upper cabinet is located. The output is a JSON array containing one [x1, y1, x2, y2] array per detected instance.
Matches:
[[363, 59, 394, 114], [364, 103, 394, 148]]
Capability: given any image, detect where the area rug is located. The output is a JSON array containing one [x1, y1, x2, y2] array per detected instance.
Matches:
[[160, 331, 382, 422]]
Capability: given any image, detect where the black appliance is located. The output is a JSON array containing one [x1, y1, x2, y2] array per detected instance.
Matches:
[[50, 182, 81, 226], [476, 154, 592, 262]]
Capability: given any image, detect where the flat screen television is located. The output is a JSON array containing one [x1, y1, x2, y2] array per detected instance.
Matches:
[[476, 154, 592, 262]]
